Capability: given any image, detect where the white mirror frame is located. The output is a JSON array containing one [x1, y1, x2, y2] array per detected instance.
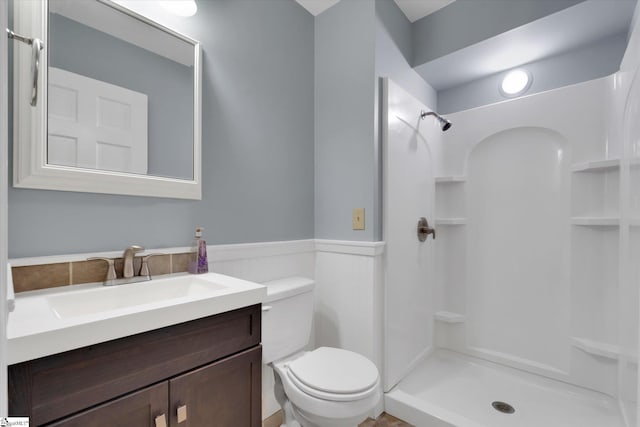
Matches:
[[13, 0, 202, 200]]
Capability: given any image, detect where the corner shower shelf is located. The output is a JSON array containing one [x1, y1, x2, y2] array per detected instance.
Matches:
[[435, 176, 466, 183], [434, 311, 466, 323], [571, 159, 620, 172], [571, 337, 620, 360], [435, 218, 467, 225], [571, 217, 620, 226]]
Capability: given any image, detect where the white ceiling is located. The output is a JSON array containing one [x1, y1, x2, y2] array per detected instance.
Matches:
[[55, 0, 194, 66], [294, 0, 454, 20], [393, 0, 456, 22], [294, 0, 340, 16]]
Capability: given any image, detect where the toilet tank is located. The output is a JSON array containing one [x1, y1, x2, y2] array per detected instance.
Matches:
[[261, 277, 315, 364]]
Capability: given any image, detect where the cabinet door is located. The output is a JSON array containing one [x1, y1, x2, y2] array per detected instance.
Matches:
[[47, 382, 168, 427], [169, 346, 261, 427]]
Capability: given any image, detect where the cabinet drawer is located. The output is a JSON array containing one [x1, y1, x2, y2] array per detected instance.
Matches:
[[46, 382, 168, 427], [9, 304, 261, 425]]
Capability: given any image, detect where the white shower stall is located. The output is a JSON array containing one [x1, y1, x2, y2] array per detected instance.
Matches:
[[381, 19, 640, 424]]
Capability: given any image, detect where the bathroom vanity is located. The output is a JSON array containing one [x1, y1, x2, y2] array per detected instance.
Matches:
[[6, 273, 266, 426], [9, 305, 261, 426]]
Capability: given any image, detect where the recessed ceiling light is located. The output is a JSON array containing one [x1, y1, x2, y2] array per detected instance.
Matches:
[[159, 0, 197, 17], [500, 69, 532, 98]]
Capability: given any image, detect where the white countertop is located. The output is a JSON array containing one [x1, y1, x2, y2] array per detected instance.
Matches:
[[7, 272, 267, 364]]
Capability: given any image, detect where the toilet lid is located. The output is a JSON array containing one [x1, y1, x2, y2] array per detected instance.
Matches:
[[288, 347, 379, 395]]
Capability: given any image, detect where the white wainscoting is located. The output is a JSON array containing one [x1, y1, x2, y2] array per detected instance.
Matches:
[[314, 240, 386, 418], [314, 240, 385, 374], [208, 239, 315, 283]]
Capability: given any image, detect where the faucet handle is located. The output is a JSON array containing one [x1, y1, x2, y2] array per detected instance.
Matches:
[[87, 257, 117, 284], [139, 253, 163, 279], [417, 217, 436, 241], [125, 245, 145, 254]]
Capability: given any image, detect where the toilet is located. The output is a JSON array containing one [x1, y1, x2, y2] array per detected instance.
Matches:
[[262, 277, 382, 427]]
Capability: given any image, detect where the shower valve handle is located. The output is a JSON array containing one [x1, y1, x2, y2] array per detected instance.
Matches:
[[417, 217, 435, 241]]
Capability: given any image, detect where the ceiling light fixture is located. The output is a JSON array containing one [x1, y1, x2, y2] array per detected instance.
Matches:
[[500, 69, 532, 98], [159, 0, 198, 17]]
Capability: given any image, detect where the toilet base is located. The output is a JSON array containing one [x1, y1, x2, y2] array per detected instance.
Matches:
[[274, 366, 302, 427], [290, 405, 363, 427]]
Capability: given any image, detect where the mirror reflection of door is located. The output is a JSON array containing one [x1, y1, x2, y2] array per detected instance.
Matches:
[[48, 67, 148, 174], [47, 0, 195, 180]]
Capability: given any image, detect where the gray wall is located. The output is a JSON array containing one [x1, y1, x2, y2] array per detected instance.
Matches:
[[314, 0, 377, 241], [376, 0, 436, 108], [314, 0, 437, 242], [374, 0, 437, 240], [439, 32, 628, 113], [50, 13, 194, 179], [412, 0, 585, 68], [9, 0, 315, 257]]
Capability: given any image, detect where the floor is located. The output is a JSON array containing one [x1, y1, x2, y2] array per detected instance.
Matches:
[[358, 413, 414, 427], [262, 411, 413, 427], [385, 349, 624, 427]]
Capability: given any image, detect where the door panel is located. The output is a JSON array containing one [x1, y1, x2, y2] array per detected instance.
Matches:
[[169, 347, 261, 427], [382, 79, 439, 391], [48, 67, 148, 174]]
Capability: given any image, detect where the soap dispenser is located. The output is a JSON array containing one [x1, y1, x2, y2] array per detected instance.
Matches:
[[189, 227, 208, 274]]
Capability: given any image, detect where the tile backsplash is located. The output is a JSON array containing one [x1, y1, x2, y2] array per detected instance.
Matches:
[[12, 252, 193, 293], [10, 240, 317, 294]]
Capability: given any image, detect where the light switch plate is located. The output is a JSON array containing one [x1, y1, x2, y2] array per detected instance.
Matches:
[[353, 208, 365, 230]]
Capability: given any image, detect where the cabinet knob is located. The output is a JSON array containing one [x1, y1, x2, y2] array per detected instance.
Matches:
[[154, 414, 167, 427], [177, 404, 188, 423]]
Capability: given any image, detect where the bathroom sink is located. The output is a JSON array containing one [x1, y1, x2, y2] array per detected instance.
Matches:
[[7, 272, 266, 364], [47, 275, 229, 319]]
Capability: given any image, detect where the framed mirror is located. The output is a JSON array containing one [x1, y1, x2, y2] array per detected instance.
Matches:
[[12, 0, 202, 199]]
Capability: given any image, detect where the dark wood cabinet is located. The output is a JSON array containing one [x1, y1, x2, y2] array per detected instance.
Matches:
[[47, 382, 168, 427], [9, 305, 262, 427], [169, 347, 261, 427]]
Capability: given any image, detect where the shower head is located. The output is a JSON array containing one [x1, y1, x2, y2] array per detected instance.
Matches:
[[420, 110, 452, 132]]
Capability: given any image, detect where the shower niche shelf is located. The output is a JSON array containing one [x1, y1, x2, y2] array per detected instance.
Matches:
[[435, 218, 467, 225], [434, 175, 467, 319], [434, 311, 465, 323], [571, 158, 619, 219], [571, 217, 620, 226], [435, 176, 467, 183], [570, 337, 620, 360], [435, 176, 466, 219], [571, 159, 620, 173]]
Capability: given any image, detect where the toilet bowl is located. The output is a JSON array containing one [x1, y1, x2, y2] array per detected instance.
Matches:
[[262, 277, 382, 427], [273, 347, 382, 427]]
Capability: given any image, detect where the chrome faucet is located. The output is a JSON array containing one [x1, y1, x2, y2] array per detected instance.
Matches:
[[123, 245, 144, 278]]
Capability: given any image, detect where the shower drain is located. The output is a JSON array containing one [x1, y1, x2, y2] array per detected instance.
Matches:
[[492, 401, 515, 414]]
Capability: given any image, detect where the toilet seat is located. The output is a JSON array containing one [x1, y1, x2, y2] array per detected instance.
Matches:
[[285, 347, 380, 402]]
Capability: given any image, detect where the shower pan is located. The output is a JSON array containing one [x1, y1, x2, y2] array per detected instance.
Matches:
[[381, 74, 638, 427]]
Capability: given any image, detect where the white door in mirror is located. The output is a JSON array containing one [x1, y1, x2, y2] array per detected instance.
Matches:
[[48, 67, 148, 174]]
